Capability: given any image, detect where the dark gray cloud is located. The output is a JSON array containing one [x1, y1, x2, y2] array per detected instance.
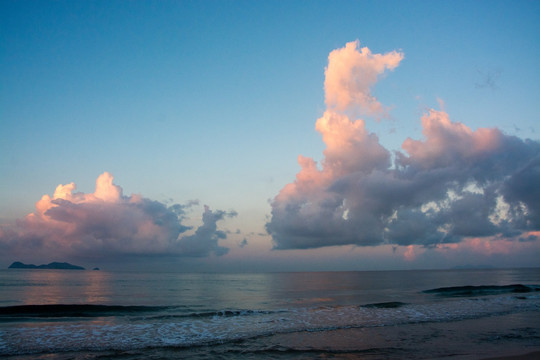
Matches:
[[174, 205, 236, 257], [238, 238, 248, 248]]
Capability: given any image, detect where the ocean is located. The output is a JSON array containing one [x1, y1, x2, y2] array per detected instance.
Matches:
[[1, 268, 539, 359]]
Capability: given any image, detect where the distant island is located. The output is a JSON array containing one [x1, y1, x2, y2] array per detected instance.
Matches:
[[8, 261, 85, 270]]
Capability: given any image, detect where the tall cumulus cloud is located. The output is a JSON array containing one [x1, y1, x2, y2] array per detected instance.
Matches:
[[0, 172, 235, 260], [266, 40, 540, 250]]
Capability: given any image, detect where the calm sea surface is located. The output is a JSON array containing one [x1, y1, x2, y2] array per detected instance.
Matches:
[[1, 268, 539, 359]]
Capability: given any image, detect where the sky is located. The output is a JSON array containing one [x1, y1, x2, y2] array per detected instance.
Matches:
[[1, 0, 539, 271]]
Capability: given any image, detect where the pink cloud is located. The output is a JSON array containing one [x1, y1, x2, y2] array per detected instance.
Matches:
[[402, 109, 503, 168], [324, 40, 403, 115], [267, 40, 540, 254], [435, 231, 540, 256], [403, 245, 420, 261], [0, 173, 236, 262], [316, 110, 389, 176]]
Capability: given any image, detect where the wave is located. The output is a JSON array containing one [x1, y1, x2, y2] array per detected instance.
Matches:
[[361, 301, 408, 309], [0, 304, 281, 322], [0, 304, 169, 319], [149, 309, 280, 320], [423, 284, 540, 297]]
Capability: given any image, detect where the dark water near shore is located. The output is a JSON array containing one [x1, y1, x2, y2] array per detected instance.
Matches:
[[1, 268, 539, 359]]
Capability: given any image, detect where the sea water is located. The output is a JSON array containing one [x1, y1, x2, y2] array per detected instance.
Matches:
[[1, 268, 539, 359]]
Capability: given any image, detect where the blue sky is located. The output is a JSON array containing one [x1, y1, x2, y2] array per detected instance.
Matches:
[[1, 0, 539, 271]]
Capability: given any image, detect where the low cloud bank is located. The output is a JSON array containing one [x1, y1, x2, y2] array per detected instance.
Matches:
[[266, 40, 540, 250], [0, 172, 235, 260]]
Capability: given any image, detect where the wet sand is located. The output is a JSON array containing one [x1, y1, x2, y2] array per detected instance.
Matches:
[[483, 351, 540, 360], [250, 310, 540, 359]]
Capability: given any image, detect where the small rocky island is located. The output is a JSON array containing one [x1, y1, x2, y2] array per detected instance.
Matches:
[[8, 261, 85, 270]]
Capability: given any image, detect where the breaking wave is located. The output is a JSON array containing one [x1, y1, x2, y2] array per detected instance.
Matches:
[[0, 304, 279, 322], [423, 284, 540, 297]]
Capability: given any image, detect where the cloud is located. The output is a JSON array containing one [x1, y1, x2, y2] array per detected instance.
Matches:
[[324, 40, 403, 116], [266, 40, 540, 251], [475, 67, 502, 90], [238, 238, 248, 248], [0, 172, 235, 261], [173, 205, 236, 257]]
